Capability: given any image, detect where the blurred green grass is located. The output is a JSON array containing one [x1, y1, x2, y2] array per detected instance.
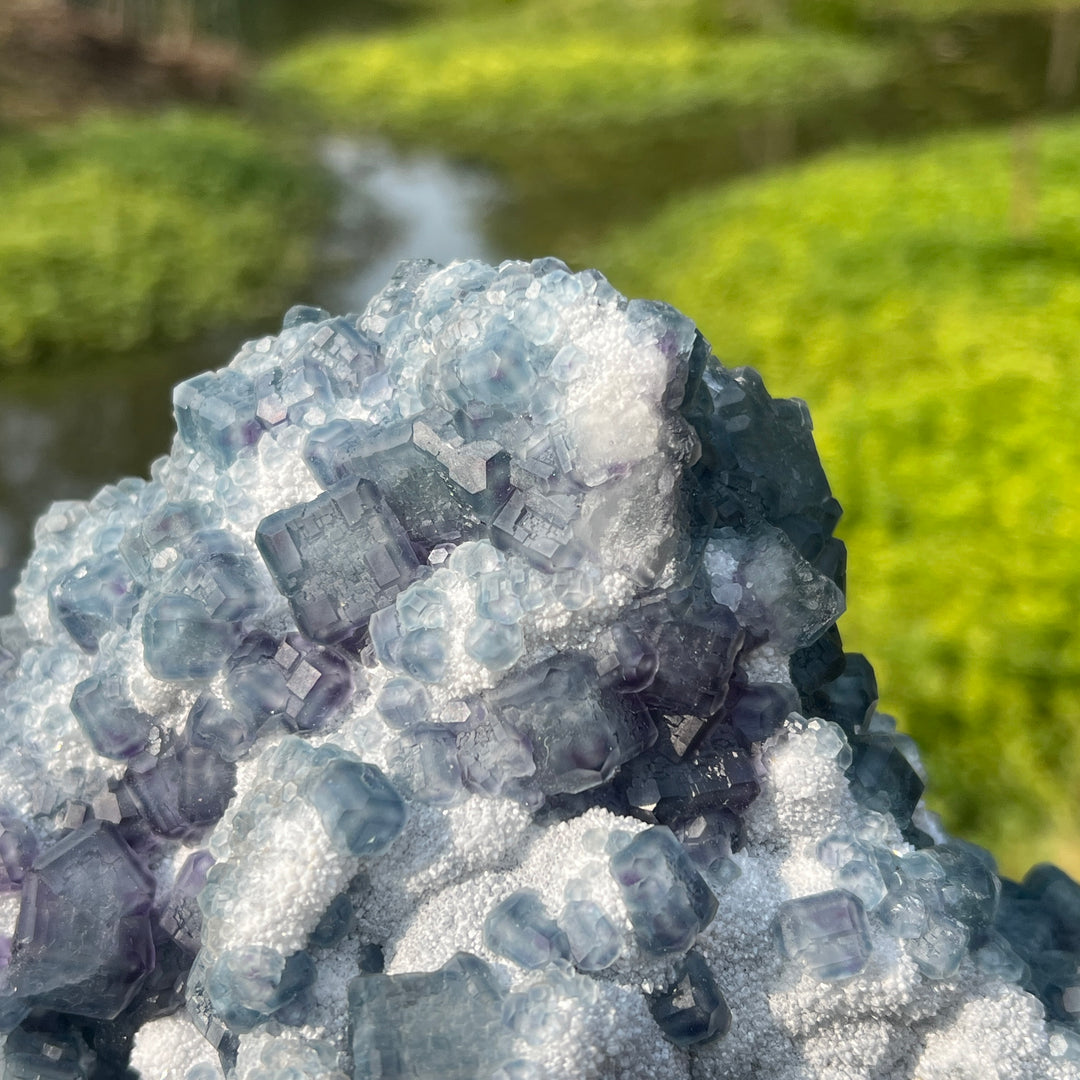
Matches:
[[260, 22, 892, 143], [589, 120, 1080, 874], [0, 110, 328, 367]]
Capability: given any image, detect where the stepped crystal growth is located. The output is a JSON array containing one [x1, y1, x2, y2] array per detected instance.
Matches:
[[0, 258, 1077, 1079]]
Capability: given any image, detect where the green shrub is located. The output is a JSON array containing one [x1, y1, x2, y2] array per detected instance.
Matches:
[[260, 21, 892, 149], [592, 120, 1080, 876], [0, 111, 329, 366]]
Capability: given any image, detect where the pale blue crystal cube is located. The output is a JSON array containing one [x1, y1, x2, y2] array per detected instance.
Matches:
[[173, 369, 261, 469], [309, 759, 406, 857], [483, 890, 569, 970], [48, 552, 142, 653], [774, 889, 872, 982], [610, 826, 718, 956], [558, 900, 621, 972], [349, 953, 511, 1080]]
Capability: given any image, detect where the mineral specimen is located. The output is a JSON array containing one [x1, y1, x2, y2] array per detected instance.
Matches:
[[0, 258, 1076, 1079]]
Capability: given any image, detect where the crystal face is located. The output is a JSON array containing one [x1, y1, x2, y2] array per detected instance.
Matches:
[[348, 953, 511, 1080], [610, 826, 719, 956], [774, 889, 873, 982], [255, 477, 421, 645], [0, 258, 1076, 1080]]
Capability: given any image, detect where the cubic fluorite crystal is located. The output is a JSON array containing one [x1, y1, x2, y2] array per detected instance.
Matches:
[[0, 258, 1076, 1080]]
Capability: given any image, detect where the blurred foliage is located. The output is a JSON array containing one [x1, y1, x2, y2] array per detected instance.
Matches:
[[0, 110, 328, 366], [257, 0, 1059, 258], [259, 17, 894, 145], [860, 0, 1066, 15], [592, 119, 1080, 875]]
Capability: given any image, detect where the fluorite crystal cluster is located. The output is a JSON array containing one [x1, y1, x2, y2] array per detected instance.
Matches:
[[0, 258, 1078, 1079]]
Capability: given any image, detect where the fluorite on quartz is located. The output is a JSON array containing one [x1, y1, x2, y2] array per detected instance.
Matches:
[[0, 258, 1078, 1079]]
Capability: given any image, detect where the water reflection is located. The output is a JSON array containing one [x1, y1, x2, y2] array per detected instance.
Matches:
[[317, 137, 497, 312], [0, 139, 495, 612]]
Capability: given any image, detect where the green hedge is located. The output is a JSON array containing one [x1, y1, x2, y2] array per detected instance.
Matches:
[[592, 120, 1080, 876], [0, 111, 329, 367]]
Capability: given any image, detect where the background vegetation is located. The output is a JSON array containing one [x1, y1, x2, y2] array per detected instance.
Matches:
[[4, 0, 1080, 876], [0, 111, 326, 365]]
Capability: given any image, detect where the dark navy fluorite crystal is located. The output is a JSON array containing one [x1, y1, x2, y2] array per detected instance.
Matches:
[[5, 822, 155, 1020], [648, 950, 731, 1047]]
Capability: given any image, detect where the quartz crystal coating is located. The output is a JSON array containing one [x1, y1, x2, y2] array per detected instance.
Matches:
[[0, 258, 1077, 1079]]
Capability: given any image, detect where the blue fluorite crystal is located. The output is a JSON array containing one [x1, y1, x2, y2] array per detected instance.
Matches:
[[48, 551, 142, 653], [376, 676, 432, 730], [187, 691, 263, 762], [207, 946, 316, 1032], [648, 950, 731, 1047], [490, 655, 655, 797], [256, 478, 420, 645], [70, 673, 154, 760], [871, 844, 1001, 979], [224, 630, 355, 735], [905, 913, 969, 980], [348, 953, 512, 1080], [174, 368, 262, 469], [673, 808, 744, 879], [6, 821, 155, 1019], [123, 739, 236, 838], [387, 726, 463, 806], [609, 826, 718, 955], [308, 757, 407, 857], [455, 705, 537, 803], [558, 900, 621, 972], [845, 732, 924, 827], [484, 890, 570, 970], [774, 889, 873, 981], [309, 893, 353, 950], [142, 593, 242, 682], [369, 586, 452, 684], [118, 498, 218, 581], [165, 529, 267, 623]]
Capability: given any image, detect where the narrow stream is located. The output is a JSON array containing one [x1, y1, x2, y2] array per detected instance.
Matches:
[[0, 138, 496, 611]]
